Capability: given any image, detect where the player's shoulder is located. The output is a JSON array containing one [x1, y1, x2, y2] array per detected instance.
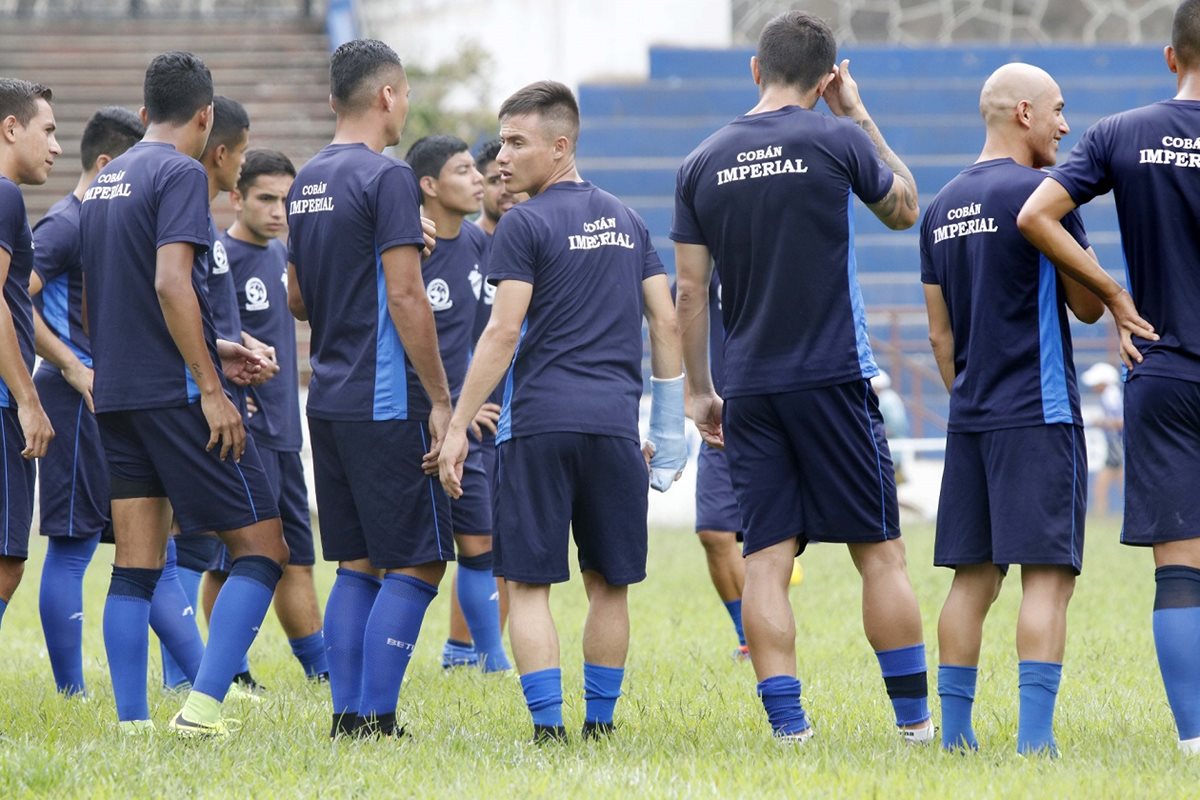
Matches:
[[459, 217, 490, 251], [0, 176, 24, 211], [267, 237, 288, 260], [33, 193, 81, 235]]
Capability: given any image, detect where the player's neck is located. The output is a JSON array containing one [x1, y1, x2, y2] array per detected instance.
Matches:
[[0, 153, 22, 185], [749, 84, 817, 115], [331, 117, 390, 153], [977, 132, 1031, 168], [72, 170, 97, 201], [476, 214, 498, 236], [1176, 69, 1200, 101], [205, 171, 222, 203], [227, 219, 269, 247], [424, 202, 465, 240], [143, 124, 202, 160], [531, 159, 581, 197]]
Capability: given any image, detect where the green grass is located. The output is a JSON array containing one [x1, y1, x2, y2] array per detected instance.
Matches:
[[1, 519, 1197, 798]]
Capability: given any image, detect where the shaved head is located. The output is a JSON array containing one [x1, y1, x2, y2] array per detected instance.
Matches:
[[979, 63, 1058, 127]]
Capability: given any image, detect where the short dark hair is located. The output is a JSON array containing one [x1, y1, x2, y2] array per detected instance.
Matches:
[[143, 51, 213, 125], [475, 138, 501, 171], [236, 148, 295, 194], [1174, 0, 1200, 67], [498, 81, 580, 144], [406, 135, 469, 201], [330, 38, 404, 113], [80, 106, 144, 170], [756, 11, 837, 91], [0, 78, 52, 126], [201, 95, 250, 158]]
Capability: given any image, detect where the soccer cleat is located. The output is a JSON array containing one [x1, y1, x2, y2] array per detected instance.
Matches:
[[118, 719, 155, 736], [441, 639, 480, 669], [330, 712, 360, 740], [581, 721, 615, 741], [532, 724, 568, 745], [790, 562, 804, 587], [774, 726, 815, 744], [168, 711, 241, 738], [1180, 736, 1200, 755], [310, 671, 331, 685], [733, 644, 751, 662], [899, 719, 937, 745], [355, 712, 406, 739], [233, 671, 267, 694]]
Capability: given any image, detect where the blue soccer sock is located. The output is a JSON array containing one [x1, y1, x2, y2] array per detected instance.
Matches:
[[103, 566, 162, 722], [149, 538, 205, 687], [0, 596, 6, 630], [39, 534, 99, 695], [1017, 660, 1062, 755], [723, 598, 746, 647], [161, 561, 204, 689], [289, 630, 330, 679], [189, 556, 281, 704], [456, 553, 510, 672], [324, 568, 381, 716], [938, 664, 979, 750], [583, 663, 624, 724], [876, 644, 931, 726], [358, 573, 438, 720], [1152, 565, 1200, 741], [757, 675, 809, 735], [521, 668, 564, 728]]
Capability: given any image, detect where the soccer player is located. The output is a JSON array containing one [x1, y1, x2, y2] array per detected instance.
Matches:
[[0, 78, 58, 632], [79, 51, 288, 736], [1080, 362, 1123, 516], [29, 106, 145, 695], [475, 138, 522, 237], [1018, 0, 1200, 754], [286, 39, 453, 739], [223, 147, 329, 682], [437, 80, 687, 743], [672, 11, 933, 744], [406, 134, 510, 673], [922, 63, 1105, 755]]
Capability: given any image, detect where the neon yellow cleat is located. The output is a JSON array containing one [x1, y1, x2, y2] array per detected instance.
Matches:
[[790, 562, 804, 586]]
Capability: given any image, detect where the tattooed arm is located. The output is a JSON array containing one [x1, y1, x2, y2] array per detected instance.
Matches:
[[822, 58, 919, 230]]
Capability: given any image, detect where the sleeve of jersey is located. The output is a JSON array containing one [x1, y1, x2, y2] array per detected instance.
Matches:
[[486, 210, 536, 285], [156, 164, 212, 252], [373, 163, 426, 253], [1063, 209, 1091, 251], [0, 181, 22, 256], [668, 160, 706, 245], [31, 212, 75, 283], [1048, 122, 1113, 206], [918, 218, 938, 285], [637, 215, 667, 280], [845, 124, 894, 205]]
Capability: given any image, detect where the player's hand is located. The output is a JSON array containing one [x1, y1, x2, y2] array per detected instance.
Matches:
[[436, 425, 470, 499], [470, 402, 501, 441], [646, 375, 688, 492], [690, 390, 724, 449], [241, 333, 280, 386], [421, 216, 437, 258], [17, 400, 54, 459], [200, 389, 246, 461], [823, 59, 867, 119], [422, 400, 453, 475], [245, 391, 259, 419], [1107, 289, 1157, 369], [216, 338, 267, 387], [62, 361, 95, 414]]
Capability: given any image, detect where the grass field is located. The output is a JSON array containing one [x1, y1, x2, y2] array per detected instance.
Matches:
[[1, 518, 1197, 798]]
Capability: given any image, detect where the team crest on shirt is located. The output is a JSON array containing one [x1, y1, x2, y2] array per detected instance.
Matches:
[[211, 240, 230, 274], [426, 278, 453, 312], [244, 277, 270, 311]]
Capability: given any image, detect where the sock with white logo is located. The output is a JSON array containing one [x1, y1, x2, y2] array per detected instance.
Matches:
[[150, 537, 205, 687], [188, 555, 281, 704], [39, 533, 100, 695], [358, 573, 438, 723]]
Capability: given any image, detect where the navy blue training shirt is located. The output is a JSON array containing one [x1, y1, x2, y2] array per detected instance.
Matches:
[[488, 181, 665, 444], [207, 219, 241, 342], [670, 106, 894, 398], [920, 158, 1088, 432], [32, 193, 90, 366], [79, 141, 217, 412], [287, 143, 428, 421], [423, 222, 489, 398], [0, 177, 35, 408], [470, 223, 496, 344], [225, 232, 302, 452], [1050, 99, 1200, 384]]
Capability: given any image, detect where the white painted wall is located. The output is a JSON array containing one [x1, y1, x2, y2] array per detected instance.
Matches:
[[358, 0, 732, 107]]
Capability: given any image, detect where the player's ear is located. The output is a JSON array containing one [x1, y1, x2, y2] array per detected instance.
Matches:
[[94, 154, 112, 170], [229, 188, 244, 211], [419, 174, 437, 199], [815, 69, 836, 97], [197, 103, 213, 134], [750, 56, 761, 87], [138, 106, 150, 127], [1165, 45, 1179, 74], [1016, 99, 1033, 129], [0, 114, 17, 144]]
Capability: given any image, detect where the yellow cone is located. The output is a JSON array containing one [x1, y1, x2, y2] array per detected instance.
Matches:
[[790, 561, 804, 586]]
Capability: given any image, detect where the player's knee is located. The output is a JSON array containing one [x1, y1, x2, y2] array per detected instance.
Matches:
[[697, 529, 736, 553], [0, 556, 25, 597]]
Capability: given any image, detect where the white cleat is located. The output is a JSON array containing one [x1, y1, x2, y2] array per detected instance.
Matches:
[[118, 719, 155, 736], [774, 726, 815, 745], [1179, 736, 1200, 755], [899, 719, 936, 745]]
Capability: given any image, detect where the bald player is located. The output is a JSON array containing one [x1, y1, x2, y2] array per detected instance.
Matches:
[[921, 64, 1105, 755], [1020, 0, 1200, 754]]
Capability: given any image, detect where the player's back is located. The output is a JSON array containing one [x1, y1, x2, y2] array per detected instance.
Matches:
[[671, 107, 894, 398], [423, 221, 489, 398], [79, 141, 216, 412], [1052, 99, 1200, 381], [32, 193, 90, 365], [922, 158, 1084, 432], [286, 143, 427, 421], [489, 181, 664, 444]]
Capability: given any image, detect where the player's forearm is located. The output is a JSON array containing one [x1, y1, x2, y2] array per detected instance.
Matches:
[[674, 275, 713, 395], [851, 113, 918, 217], [32, 307, 86, 374], [388, 292, 451, 408], [929, 335, 955, 393], [648, 313, 682, 379], [0, 303, 37, 406], [449, 324, 518, 432], [157, 282, 222, 395], [1018, 212, 1123, 305]]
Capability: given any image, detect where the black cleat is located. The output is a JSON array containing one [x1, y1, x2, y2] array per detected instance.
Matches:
[[532, 724, 568, 745], [311, 672, 331, 685], [581, 721, 615, 741], [355, 712, 406, 739], [330, 712, 360, 739]]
